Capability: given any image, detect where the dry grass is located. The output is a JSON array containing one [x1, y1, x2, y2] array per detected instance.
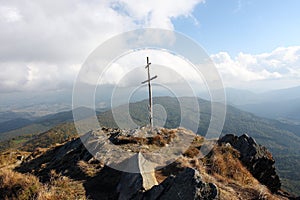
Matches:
[[160, 128, 177, 143], [155, 156, 204, 184], [155, 153, 285, 200], [30, 147, 49, 159], [182, 135, 204, 158], [77, 160, 103, 177], [0, 168, 41, 200], [37, 170, 86, 200], [204, 145, 257, 186], [199, 144, 288, 200], [183, 147, 200, 158], [0, 168, 86, 200], [0, 151, 30, 168], [148, 135, 167, 147], [155, 143, 287, 200], [111, 128, 179, 153]]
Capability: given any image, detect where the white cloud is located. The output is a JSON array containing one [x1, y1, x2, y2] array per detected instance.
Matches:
[[211, 46, 300, 90], [0, 0, 204, 93], [0, 61, 80, 92], [99, 49, 204, 87], [0, 6, 22, 22], [111, 0, 203, 29], [0, 62, 28, 92]]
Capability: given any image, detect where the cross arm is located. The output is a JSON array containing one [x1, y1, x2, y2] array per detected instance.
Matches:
[[145, 63, 152, 68], [141, 75, 157, 84]]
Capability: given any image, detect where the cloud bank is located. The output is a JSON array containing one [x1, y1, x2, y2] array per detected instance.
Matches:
[[211, 46, 300, 90], [0, 0, 203, 93], [0, 0, 299, 93]]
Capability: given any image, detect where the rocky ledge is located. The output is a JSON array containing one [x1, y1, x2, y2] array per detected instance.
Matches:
[[218, 134, 281, 193]]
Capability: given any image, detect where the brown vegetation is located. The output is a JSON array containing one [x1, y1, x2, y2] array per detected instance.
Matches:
[[204, 145, 256, 186], [37, 170, 86, 200], [0, 151, 30, 168], [0, 168, 86, 200], [77, 160, 103, 177], [0, 168, 40, 200], [156, 143, 289, 200], [114, 128, 177, 147]]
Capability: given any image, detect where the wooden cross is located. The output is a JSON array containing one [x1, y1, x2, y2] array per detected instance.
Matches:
[[141, 57, 157, 129]]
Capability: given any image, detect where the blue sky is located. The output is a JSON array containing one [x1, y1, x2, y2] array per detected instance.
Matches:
[[173, 0, 300, 56], [0, 0, 299, 93]]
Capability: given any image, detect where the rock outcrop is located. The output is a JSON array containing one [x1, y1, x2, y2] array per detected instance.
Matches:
[[117, 167, 218, 200], [218, 134, 281, 193], [15, 127, 294, 199]]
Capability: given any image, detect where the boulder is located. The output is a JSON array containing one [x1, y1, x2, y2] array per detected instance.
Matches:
[[117, 167, 218, 200], [117, 172, 143, 200], [144, 168, 218, 200]]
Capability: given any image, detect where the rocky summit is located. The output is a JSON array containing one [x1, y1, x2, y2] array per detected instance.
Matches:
[[218, 134, 281, 193], [1, 127, 298, 200]]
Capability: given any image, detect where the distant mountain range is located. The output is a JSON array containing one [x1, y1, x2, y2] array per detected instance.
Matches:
[[0, 96, 299, 194], [1, 85, 299, 124], [224, 86, 300, 123], [0, 108, 95, 141]]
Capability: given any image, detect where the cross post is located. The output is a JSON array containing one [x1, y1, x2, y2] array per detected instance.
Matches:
[[141, 57, 157, 130]]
